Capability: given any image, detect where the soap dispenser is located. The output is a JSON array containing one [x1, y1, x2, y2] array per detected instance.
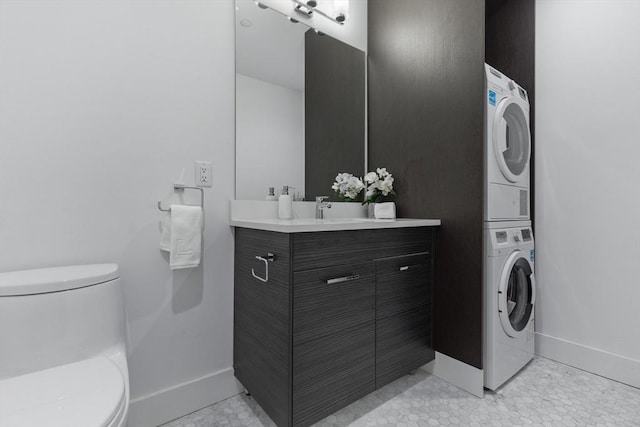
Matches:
[[265, 187, 277, 201], [278, 185, 293, 219]]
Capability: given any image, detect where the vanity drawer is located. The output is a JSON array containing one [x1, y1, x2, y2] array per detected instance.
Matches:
[[292, 227, 433, 271], [293, 262, 374, 344]]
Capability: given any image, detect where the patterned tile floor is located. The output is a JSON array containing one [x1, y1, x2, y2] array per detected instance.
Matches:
[[162, 357, 640, 427]]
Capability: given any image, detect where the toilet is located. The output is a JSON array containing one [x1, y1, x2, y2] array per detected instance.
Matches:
[[0, 264, 129, 426]]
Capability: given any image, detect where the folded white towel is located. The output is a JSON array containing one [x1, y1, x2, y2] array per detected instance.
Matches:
[[163, 205, 203, 270], [374, 202, 396, 219]]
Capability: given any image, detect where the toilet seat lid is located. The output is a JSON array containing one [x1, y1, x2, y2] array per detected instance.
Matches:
[[0, 357, 126, 427]]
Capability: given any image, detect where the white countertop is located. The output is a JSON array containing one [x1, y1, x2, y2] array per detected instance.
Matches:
[[229, 217, 441, 233]]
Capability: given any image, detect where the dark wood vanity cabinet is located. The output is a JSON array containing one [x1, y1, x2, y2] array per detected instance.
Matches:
[[234, 226, 436, 427]]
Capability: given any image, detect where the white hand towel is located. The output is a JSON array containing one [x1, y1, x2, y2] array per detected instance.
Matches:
[[168, 205, 203, 270], [160, 213, 171, 252]]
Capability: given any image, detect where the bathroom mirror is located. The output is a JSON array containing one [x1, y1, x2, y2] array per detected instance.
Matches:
[[235, 0, 366, 201]]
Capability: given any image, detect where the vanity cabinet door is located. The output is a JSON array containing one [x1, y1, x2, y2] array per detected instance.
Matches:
[[292, 263, 375, 426], [375, 252, 434, 388]]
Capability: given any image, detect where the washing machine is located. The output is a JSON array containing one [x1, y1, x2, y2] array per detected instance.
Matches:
[[484, 64, 531, 221], [484, 220, 535, 391]]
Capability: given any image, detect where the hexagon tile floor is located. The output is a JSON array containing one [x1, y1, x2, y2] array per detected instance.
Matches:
[[162, 357, 640, 427]]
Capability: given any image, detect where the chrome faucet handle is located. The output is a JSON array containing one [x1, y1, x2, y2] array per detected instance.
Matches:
[[315, 196, 332, 219]]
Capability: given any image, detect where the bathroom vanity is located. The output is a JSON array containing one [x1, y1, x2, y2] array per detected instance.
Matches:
[[232, 217, 440, 427]]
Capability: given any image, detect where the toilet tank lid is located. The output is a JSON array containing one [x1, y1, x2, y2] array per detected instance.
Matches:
[[0, 264, 119, 296]]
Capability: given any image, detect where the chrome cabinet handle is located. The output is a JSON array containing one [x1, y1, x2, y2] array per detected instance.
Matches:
[[398, 254, 430, 272], [326, 274, 360, 285], [251, 253, 275, 283], [399, 262, 428, 272]]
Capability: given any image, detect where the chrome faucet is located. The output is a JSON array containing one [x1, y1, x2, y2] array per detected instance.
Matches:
[[315, 196, 332, 219]]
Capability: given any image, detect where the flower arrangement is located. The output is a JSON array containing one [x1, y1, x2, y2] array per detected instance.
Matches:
[[332, 168, 396, 204], [332, 172, 365, 202], [363, 167, 396, 204]]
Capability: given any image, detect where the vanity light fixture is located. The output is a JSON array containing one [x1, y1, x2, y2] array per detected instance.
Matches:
[[253, 0, 348, 28], [292, 0, 349, 25], [293, 1, 314, 19]]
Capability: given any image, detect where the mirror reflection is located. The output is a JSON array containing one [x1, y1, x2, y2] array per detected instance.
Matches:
[[235, 0, 365, 201]]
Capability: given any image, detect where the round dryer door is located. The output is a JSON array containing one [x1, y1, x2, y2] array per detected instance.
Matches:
[[498, 250, 535, 338], [492, 97, 531, 183]]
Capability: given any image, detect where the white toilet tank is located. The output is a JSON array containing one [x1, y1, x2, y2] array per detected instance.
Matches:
[[0, 264, 128, 380]]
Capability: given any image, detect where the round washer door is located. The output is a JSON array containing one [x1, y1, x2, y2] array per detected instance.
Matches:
[[492, 96, 531, 183], [498, 250, 535, 338]]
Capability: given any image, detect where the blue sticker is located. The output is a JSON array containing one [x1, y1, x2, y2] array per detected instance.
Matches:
[[488, 90, 496, 106], [530, 249, 535, 262]]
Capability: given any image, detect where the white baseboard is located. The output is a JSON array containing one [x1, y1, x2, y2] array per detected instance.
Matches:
[[128, 367, 243, 427], [422, 351, 484, 397], [536, 332, 640, 389]]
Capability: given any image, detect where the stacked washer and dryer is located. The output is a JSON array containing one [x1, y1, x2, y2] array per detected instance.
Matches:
[[483, 64, 536, 391]]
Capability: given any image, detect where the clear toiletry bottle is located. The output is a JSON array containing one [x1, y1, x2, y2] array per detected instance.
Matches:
[[265, 187, 277, 201], [278, 185, 293, 219]]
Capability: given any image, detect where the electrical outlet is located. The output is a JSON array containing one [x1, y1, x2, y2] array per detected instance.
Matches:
[[195, 161, 212, 187]]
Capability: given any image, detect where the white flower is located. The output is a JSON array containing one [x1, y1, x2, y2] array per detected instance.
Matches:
[[375, 175, 394, 196], [364, 172, 378, 184], [363, 167, 395, 203], [332, 172, 364, 201]]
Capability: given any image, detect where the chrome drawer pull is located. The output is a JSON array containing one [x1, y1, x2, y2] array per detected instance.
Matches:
[[251, 253, 275, 283], [326, 274, 360, 285], [399, 262, 425, 271]]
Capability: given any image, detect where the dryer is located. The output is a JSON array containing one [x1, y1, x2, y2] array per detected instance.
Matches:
[[484, 64, 531, 221], [484, 221, 535, 391]]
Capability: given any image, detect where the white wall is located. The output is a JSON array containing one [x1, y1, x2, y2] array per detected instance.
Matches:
[[0, 1, 240, 425], [535, 0, 640, 388], [236, 74, 305, 199]]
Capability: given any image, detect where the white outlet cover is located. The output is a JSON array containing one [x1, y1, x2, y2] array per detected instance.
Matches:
[[195, 161, 212, 187]]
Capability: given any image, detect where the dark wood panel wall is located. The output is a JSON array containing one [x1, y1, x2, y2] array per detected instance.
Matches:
[[305, 30, 365, 201], [368, 0, 486, 369], [485, 0, 536, 227]]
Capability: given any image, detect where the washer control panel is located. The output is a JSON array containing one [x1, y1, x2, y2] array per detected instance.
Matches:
[[490, 227, 534, 250], [495, 229, 530, 244]]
